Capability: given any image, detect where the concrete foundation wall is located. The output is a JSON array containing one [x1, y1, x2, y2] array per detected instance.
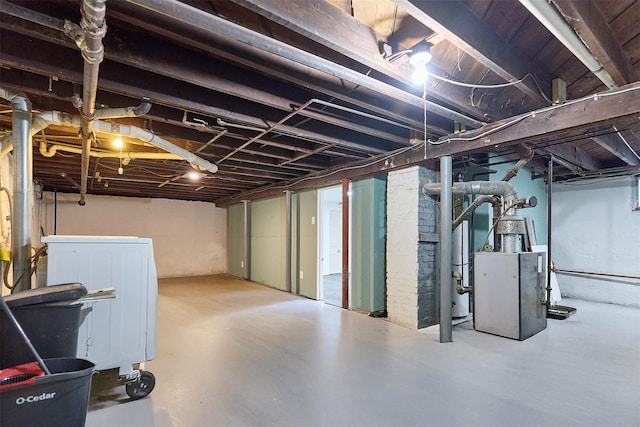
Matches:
[[40, 192, 227, 278], [552, 177, 640, 306]]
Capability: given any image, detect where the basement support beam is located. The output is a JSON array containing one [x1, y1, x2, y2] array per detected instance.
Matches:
[[214, 82, 640, 206]]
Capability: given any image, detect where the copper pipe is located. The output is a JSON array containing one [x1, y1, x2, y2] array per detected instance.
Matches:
[[555, 269, 640, 280]]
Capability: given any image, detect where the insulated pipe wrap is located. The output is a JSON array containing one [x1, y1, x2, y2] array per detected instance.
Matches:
[[28, 111, 219, 173]]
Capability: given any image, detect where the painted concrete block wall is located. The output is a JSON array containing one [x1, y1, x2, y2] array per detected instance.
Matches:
[[552, 177, 640, 306], [386, 166, 439, 329], [417, 167, 439, 328], [351, 176, 386, 313], [250, 195, 286, 290], [40, 192, 227, 278], [227, 203, 244, 278]]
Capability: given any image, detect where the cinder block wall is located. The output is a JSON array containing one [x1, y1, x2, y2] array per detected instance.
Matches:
[[386, 166, 439, 329]]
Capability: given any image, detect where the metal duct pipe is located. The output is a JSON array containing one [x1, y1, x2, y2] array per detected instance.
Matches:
[[439, 156, 453, 343], [520, 0, 617, 89], [423, 181, 519, 207], [424, 180, 527, 253], [452, 195, 497, 231], [79, 0, 107, 205], [501, 144, 534, 182], [0, 87, 32, 292], [30, 111, 218, 173], [91, 121, 218, 173], [91, 101, 152, 120]]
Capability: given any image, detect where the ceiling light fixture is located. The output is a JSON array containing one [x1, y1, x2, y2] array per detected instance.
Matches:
[[382, 40, 433, 84], [408, 41, 433, 67], [187, 170, 206, 180], [113, 137, 123, 148]]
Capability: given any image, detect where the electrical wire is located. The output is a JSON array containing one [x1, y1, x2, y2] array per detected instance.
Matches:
[[228, 84, 640, 201], [427, 71, 553, 104], [428, 84, 640, 146]]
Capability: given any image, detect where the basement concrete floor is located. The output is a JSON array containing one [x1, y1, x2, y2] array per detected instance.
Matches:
[[86, 275, 640, 427]]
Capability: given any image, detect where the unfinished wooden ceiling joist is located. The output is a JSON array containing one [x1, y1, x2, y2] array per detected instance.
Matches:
[[1, 0, 639, 204]]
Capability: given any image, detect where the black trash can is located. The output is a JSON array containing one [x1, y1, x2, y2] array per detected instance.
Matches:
[[0, 357, 96, 427], [0, 284, 87, 369]]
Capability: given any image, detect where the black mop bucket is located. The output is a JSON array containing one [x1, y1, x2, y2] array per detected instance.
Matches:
[[0, 294, 95, 427], [1, 283, 87, 368], [0, 358, 95, 427]]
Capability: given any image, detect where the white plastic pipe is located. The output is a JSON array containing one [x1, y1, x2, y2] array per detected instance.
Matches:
[[520, 0, 617, 89], [25, 111, 218, 173], [39, 141, 182, 160]]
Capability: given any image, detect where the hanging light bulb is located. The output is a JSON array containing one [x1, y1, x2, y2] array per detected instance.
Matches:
[[113, 137, 123, 148], [118, 167, 124, 175], [409, 41, 433, 67]]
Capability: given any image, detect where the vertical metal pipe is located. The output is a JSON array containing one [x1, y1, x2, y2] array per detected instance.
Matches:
[[439, 156, 453, 343], [341, 179, 350, 309], [78, 0, 107, 205], [546, 157, 553, 306], [242, 200, 250, 280], [285, 190, 292, 293], [0, 88, 32, 292]]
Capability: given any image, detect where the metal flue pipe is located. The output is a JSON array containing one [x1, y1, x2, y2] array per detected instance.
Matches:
[[423, 181, 519, 207], [452, 195, 497, 231], [0, 87, 32, 292]]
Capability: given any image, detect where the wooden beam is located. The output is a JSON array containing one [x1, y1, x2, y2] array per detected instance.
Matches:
[[591, 133, 640, 166], [228, 0, 503, 121], [553, 0, 637, 86], [122, 0, 483, 128], [393, 0, 552, 105], [542, 144, 601, 171], [215, 82, 640, 206]]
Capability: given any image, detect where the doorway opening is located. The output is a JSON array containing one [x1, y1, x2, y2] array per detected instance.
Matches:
[[319, 186, 343, 306]]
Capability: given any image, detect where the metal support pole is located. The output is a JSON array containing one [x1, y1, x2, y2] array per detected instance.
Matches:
[[439, 156, 453, 343], [242, 200, 250, 280], [341, 179, 350, 309], [285, 190, 292, 293], [546, 157, 553, 306]]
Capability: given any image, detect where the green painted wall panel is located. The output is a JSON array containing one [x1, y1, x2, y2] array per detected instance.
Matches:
[[250, 195, 287, 290], [227, 203, 244, 278], [295, 190, 318, 299], [351, 176, 386, 312]]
